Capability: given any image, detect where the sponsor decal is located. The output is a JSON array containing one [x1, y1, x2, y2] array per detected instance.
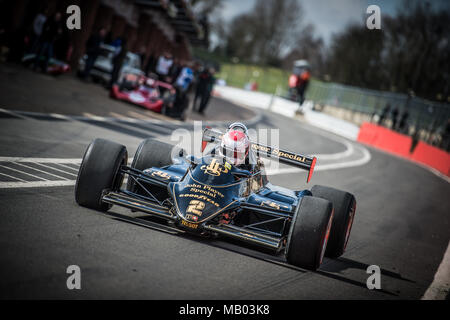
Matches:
[[251, 144, 306, 163], [151, 170, 171, 179], [186, 200, 205, 216], [179, 194, 220, 207], [180, 219, 198, 229], [185, 214, 199, 222], [200, 158, 229, 176], [260, 200, 289, 210]]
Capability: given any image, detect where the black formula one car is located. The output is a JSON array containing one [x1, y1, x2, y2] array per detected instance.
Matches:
[[75, 125, 356, 270]]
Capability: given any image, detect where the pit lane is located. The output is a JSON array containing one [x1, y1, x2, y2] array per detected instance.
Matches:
[[0, 64, 449, 299]]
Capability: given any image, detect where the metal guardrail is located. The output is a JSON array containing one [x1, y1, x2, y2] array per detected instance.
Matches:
[[305, 81, 450, 151]]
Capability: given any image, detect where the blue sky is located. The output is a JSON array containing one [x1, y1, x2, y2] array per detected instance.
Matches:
[[217, 0, 450, 45]]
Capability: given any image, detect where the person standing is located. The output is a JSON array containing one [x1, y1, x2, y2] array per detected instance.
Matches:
[[155, 52, 173, 82], [109, 38, 127, 88], [33, 12, 63, 72], [391, 107, 399, 130], [169, 61, 194, 118], [82, 27, 106, 80], [194, 66, 209, 111], [196, 67, 216, 115], [30, 8, 48, 53], [379, 103, 390, 126], [398, 109, 409, 133]]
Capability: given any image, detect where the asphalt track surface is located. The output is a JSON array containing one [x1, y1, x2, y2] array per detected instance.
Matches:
[[0, 65, 449, 299]]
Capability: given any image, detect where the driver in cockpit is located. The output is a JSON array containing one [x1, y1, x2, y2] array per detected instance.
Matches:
[[217, 122, 259, 172]]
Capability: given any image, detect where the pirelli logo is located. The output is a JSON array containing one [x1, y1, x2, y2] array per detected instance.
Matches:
[[251, 144, 306, 163]]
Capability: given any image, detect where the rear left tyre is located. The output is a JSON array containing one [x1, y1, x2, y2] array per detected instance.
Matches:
[[75, 138, 127, 211]]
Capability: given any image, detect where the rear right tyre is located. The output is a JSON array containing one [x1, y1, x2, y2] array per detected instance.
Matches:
[[126, 139, 184, 193], [311, 185, 356, 258], [285, 196, 334, 270]]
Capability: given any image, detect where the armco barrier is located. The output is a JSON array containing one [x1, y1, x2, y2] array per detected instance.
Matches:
[[357, 122, 450, 176]]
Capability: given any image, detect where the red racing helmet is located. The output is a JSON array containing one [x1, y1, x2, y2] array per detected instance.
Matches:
[[220, 123, 250, 166]]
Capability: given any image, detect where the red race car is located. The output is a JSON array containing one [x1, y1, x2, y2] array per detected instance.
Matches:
[[110, 73, 175, 113]]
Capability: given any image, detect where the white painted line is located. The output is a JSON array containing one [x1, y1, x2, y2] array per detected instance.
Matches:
[[0, 108, 31, 120], [0, 172, 27, 182], [13, 162, 70, 181], [0, 164, 48, 181], [266, 145, 371, 175], [127, 110, 154, 120], [82, 112, 107, 121], [109, 112, 138, 122], [0, 157, 81, 164], [0, 180, 75, 189], [422, 240, 450, 300], [315, 141, 354, 160], [49, 113, 71, 120], [33, 162, 78, 177], [52, 163, 80, 172]]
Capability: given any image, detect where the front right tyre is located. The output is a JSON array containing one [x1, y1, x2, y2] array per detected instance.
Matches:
[[75, 138, 127, 211]]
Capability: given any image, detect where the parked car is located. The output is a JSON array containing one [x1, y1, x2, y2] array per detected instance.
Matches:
[[78, 43, 144, 83]]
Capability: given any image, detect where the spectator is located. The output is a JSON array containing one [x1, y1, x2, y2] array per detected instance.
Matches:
[[0, 25, 8, 62], [379, 103, 390, 126], [155, 52, 173, 82], [168, 61, 194, 118], [33, 12, 63, 72], [398, 109, 409, 133], [440, 119, 450, 152], [174, 61, 194, 93], [391, 107, 399, 130], [144, 53, 156, 76], [30, 7, 48, 53], [82, 27, 107, 80], [194, 67, 216, 115], [138, 45, 146, 68], [109, 37, 127, 88], [169, 58, 182, 83]]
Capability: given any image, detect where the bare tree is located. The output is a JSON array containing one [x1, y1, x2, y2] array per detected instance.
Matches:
[[225, 0, 302, 65], [323, 1, 449, 101]]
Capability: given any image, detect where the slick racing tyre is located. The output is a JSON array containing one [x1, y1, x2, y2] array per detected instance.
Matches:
[[311, 185, 356, 258], [75, 138, 127, 211], [285, 196, 334, 270], [126, 139, 184, 193]]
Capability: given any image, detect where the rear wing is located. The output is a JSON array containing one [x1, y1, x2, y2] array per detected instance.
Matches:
[[201, 127, 317, 183]]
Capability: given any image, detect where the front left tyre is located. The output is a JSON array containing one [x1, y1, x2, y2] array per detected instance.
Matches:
[[75, 138, 127, 211]]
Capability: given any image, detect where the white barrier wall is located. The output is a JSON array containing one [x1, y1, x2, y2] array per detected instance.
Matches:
[[213, 85, 359, 141]]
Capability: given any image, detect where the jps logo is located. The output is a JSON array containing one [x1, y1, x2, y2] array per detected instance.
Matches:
[[200, 158, 229, 176], [151, 170, 170, 179], [186, 200, 205, 216]]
